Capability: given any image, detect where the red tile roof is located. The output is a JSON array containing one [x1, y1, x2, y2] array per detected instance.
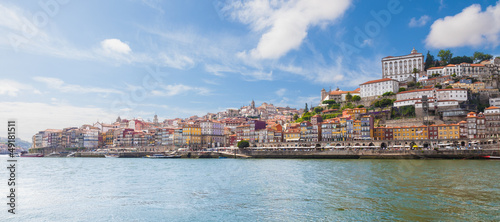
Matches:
[[485, 106, 500, 110], [427, 66, 444, 70], [360, 78, 395, 85]]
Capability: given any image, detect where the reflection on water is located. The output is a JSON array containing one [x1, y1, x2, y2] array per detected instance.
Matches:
[[1, 158, 499, 221]]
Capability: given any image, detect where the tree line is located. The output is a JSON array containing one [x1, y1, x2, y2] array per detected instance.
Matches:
[[425, 50, 496, 70]]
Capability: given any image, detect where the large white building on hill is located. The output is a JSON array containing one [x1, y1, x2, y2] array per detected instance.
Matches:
[[360, 78, 399, 98], [394, 88, 468, 107], [382, 48, 424, 82]]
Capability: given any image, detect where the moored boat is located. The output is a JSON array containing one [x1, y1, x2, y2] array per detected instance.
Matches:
[[46, 152, 61, 157], [144, 154, 181, 158], [20, 152, 44, 157], [105, 154, 119, 158], [480, 156, 500, 159]]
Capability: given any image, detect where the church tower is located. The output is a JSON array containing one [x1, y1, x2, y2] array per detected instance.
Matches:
[[321, 88, 327, 101], [116, 116, 121, 123], [251, 99, 255, 109], [153, 114, 158, 124]]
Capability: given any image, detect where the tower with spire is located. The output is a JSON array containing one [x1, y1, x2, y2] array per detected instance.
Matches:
[[251, 99, 255, 109], [153, 114, 158, 125]]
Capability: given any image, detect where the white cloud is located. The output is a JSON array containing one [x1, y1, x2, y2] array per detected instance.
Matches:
[[100, 39, 132, 54], [426, 1, 500, 48], [151, 84, 211, 96], [0, 79, 37, 96], [276, 55, 380, 87], [159, 52, 195, 69], [275, 88, 286, 96], [409, 15, 430, 27], [242, 70, 273, 81], [33, 77, 123, 94], [439, 0, 446, 11], [204, 64, 236, 77], [0, 4, 40, 35], [225, 0, 352, 59], [360, 39, 373, 47]]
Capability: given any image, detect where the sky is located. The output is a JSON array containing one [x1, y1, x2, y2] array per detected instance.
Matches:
[[1, 0, 500, 140]]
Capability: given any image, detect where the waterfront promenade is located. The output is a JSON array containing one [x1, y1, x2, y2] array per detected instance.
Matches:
[[68, 146, 500, 159]]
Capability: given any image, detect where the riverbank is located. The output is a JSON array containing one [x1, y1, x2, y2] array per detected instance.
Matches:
[[68, 148, 500, 159], [238, 148, 500, 159]]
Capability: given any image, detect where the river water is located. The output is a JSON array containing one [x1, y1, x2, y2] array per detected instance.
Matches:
[[1, 158, 499, 221]]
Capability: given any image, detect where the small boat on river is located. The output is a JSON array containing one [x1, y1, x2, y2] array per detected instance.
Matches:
[[105, 154, 119, 158], [20, 152, 44, 157], [144, 154, 181, 158], [480, 155, 500, 159]]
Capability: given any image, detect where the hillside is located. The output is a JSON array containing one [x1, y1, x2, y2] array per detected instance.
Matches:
[[0, 137, 32, 149]]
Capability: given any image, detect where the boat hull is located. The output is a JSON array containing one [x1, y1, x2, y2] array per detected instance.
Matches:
[[481, 156, 500, 159], [21, 154, 44, 157]]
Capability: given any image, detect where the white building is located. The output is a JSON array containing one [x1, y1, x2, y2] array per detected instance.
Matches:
[[320, 88, 360, 106], [414, 99, 459, 110], [490, 97, 500, 107], [426, 63, 487, 77], [360, 78, 399, 98], [382, 48, 424, 82], [394, 88, 467, 107]]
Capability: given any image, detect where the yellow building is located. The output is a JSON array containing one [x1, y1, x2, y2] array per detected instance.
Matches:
[[410, 125, 428, 140], [451, 81, 486, 93], [438, 124, 459, 139], [284, 129, 300, 142], [393, 126, 428, 140], [331, 120, 341, 140], [353, 120, 361, 140], [183, 125, 201, 146], [105, 130, 115, 146], [393, 126, 404, 140], [373, 127, 385, 140]]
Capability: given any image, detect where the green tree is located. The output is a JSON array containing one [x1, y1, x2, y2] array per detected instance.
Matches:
[[473, 51, 493, 63], [374, 98, 395, 108], [435, 84, 442, 89], [398, 87, 406, 92], [313, 106, 324, 114], [445, 85, 453, 89], [450, 55, 473, 64], [342, 102, 355, 110], [412, 68, 419, 81], [382, 91, 396, 96], [304, 103, 308, 113], [352, 95, 361, 101], [237, 140, 249, 148], [322, 99, 336, 106], [434, 60, 441, 67], [357, 105, 364, 108], [437, 49, 452, 65], [293, 113, 299, 121], [425, 51, 435, 70], [345, 92, 353, 102]]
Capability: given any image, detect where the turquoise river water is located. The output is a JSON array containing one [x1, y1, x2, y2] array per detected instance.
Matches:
[[1, 158, 499, 221]]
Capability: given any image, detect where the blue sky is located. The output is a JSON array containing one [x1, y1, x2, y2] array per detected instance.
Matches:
[[1, 0, 500, 140]]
